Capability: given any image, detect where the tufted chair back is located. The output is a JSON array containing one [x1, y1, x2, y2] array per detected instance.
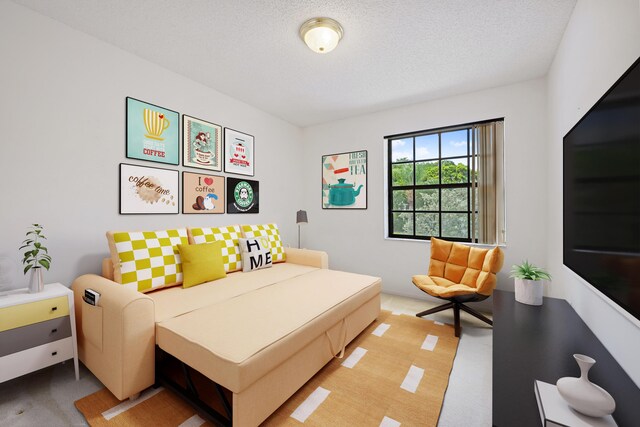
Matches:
[[427, 237, 504, 295]]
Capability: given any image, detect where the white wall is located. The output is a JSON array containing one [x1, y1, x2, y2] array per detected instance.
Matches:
[[301, 78, 549, 307], [0, 2, 303, 290], [546, 0, 640, 386]]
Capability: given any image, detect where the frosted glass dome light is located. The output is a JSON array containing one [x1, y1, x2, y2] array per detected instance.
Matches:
[[299, 17, 343, 54]]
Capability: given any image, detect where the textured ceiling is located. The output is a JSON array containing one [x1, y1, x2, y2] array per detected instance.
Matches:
[[14, 0, 576, 127]]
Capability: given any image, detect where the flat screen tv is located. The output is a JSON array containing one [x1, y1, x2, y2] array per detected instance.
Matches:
[[563, 56, 640, 322]]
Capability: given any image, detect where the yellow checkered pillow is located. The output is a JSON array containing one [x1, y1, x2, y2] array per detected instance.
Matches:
[[106, 228, 189, 293], [241, 223, 286, 263], [188, 225, 242, 272]]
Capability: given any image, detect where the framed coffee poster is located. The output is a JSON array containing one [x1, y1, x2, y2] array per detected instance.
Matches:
[[126, 97, 179, 165], [226, 178, 259, 213], [120, 163, 179, 214], [182, 172, 224, 214], [182, 115, 222, 171], [224, 128, 254, 176], [322, 150, 367, 209]]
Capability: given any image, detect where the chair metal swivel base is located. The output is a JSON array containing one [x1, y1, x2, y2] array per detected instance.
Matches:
[[416, 294, 492, 337]]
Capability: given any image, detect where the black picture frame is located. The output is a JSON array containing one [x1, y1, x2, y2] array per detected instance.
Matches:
[[226, 177, 259, 213], [322, 150, 368, 210], [125, 97, 180, 165], [182, 171, 225, 214], [223, 127, 255, 176], [119, 163, 180, 214]]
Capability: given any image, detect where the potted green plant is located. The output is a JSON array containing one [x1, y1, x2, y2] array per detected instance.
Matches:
[[509, 260, 551, 306], [19, 224, 52, 293]]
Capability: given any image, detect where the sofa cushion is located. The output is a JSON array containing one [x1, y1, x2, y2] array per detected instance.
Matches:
[[148, 263, 320, 323], [188, 225, 243, 272], [242, 223, 286, 263], [238, 238, 273, 272], [106, 229, 189, 292], [177, 242, 226, 288]]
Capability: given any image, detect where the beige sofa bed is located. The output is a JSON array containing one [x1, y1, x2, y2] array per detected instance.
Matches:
[[72, 246, 381, 426]]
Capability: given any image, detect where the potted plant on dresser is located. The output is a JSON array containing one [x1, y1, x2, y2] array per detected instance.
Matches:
[[19, 223, 52, 293], [510, 260, 551, 306]]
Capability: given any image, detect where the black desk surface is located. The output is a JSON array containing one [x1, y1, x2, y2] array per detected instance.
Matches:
[[492, 290, 640, 427]]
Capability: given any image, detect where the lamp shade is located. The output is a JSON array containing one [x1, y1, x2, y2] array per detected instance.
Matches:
[[299, 17, 343, 54], [296, 210, 308, 224]]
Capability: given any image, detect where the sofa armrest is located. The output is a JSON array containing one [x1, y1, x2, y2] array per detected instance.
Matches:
[[71, 274, 155, 400], [284, 248, 329, 269]]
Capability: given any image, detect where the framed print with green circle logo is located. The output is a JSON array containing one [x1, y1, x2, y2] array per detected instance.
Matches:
[[227, 178, 259, 213], [126, 97, 179, 165]]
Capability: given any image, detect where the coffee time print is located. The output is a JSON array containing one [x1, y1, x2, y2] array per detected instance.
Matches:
[[182, 115, 222, 171], [126, 97, 179, 165], [119, 163, 179, 214], [227, 178, 259, 213], [224, 128, 254, 176], [322, 150, 368, 209], [182, 172, 224, 214]]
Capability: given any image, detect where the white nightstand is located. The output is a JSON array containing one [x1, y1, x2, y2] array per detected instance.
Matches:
[[0, 283, 79, 383]]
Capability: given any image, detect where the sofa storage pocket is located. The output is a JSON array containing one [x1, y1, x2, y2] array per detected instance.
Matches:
[[81, 301, 103, 352]]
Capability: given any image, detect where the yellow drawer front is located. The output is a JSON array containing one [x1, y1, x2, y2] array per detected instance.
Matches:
[[0, 296, 69, 332]]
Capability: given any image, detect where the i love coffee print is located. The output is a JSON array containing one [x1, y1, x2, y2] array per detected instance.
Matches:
[[182, 172, 224, 214], [126, 97, 180, 165]]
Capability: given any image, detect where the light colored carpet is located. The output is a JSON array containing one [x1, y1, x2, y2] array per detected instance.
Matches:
[[75, 312, 459, 426]]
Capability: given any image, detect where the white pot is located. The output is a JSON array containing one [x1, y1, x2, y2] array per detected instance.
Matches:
[[514, 278, 543, 305]]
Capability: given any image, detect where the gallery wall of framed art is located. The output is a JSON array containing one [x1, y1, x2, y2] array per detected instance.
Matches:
[[121, 96, 259, 215]]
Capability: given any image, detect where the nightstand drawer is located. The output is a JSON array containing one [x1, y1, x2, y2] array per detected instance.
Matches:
[[0, 316, 72, 357], [0, 337, 74, 383], [0, 295, 69, 332]]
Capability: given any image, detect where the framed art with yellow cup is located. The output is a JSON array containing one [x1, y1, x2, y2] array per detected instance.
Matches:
[[126, 97, 180, 165], [182, 115, 223, 171], [182, 172, 224, 214]]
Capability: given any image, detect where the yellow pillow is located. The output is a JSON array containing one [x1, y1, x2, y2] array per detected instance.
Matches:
[[177, 241, 226, 288]]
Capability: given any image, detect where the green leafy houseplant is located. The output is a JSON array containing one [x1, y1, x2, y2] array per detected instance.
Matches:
[[509, 260, 551, 281], [19, 224, 52, 274]]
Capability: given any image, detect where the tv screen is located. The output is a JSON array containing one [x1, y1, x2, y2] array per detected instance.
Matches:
[[563, 56, 640, 322]]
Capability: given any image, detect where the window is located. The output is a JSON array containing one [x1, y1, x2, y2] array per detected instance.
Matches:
[[386, 119, 505, 244]]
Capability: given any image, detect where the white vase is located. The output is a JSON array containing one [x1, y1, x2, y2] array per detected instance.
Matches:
[[514, 278, 543, 305], [28, 267, 44, 293], [556, 354, 616, 417]]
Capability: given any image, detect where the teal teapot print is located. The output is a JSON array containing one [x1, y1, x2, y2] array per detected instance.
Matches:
[[328, 178, 363, 206]]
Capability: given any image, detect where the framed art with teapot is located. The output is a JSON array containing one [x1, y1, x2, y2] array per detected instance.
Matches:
[[322, 150, 367, 209]]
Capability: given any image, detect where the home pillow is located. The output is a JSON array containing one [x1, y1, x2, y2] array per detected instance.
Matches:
[[188, 225, 242, 272], [177, 241, 226, 288], [241, 223, 286, 263], [106, 228, 189, 293], [238, 237, 273, 272]]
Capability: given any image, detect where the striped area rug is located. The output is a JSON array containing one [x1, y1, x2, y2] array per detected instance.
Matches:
[[75, 311, 459, 426]]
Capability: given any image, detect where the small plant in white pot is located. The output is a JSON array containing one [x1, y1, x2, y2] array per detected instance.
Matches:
[[19, 224, 52, 293], [510, 260, 551, 306]]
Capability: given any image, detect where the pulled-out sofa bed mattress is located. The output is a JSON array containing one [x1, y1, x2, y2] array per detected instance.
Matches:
[[154, 266, 381, 393]]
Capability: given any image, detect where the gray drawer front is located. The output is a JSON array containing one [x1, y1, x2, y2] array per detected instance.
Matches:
[[0, 316, 71, 357]]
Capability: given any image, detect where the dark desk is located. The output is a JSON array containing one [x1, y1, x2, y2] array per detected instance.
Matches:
[[492, 290, 640, 427]]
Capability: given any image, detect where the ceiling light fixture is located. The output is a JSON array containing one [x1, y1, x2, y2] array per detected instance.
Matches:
[[299, 17, 343, 54]]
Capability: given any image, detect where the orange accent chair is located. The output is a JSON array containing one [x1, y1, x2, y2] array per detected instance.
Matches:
[[412, 237, 504, 337]]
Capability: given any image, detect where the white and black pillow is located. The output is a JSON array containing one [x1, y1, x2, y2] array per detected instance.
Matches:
[[238, 237, 273, 272]]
